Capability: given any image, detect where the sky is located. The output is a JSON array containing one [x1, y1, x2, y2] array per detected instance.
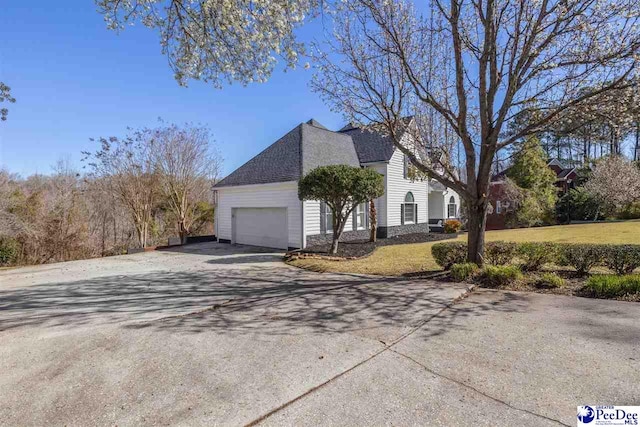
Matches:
[[0, 1, 343, 177]]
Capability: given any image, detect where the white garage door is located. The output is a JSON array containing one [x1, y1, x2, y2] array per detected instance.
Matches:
[[232, 208, 288, 249]]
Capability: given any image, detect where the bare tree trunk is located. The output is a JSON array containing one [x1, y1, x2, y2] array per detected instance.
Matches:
[[369, 200, 377, 242], [330, 214, 349, 255], [635, 122, 639, 161], [467, 199, 488, 266]]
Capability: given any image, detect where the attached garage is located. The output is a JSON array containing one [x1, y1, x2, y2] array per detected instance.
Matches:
[[232, 208, 289, 250]]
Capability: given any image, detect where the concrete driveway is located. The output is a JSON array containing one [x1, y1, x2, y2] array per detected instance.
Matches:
[[0, 243, 638, 426]]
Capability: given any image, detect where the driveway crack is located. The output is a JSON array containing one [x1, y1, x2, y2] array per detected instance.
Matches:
[[388, 348, 569, 426], [244, 284, 477, 426]]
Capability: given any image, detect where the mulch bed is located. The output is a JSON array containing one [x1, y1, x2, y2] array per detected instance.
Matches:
[[292, 232, 455, 259]]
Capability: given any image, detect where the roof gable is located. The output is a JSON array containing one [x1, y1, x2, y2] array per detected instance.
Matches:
[[214, 120, 361, 188], [301, 123, 360, 174], [339, 127, 396, 163], [214, 125, 302, 187]]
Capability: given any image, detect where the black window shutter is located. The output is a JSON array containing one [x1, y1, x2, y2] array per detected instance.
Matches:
[[401, 204, 405, 225], [320, 202, 326, 234], [415, 204, 418, 223]]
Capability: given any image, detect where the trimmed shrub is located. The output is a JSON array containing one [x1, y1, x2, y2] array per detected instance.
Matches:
[[431, 242, 467, 270], [443, 219, 462, 234], [484, 241, 517, 265], [517, 242, 558, 271], [0, 236, 20, 266], [601, 244, 640, 275], [478, 265, 523, 288], [533, 272, 565, 288], [584, 275, 640, 298], [450, 263, 479, 281], [558, 243, 604, 275]]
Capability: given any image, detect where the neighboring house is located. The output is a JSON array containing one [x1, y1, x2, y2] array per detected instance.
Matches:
[[213, 119, 460, 250], [486, 158, 577, 230]]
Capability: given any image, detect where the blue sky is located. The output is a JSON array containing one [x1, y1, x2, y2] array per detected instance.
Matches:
[[0, 1, 343, 177]]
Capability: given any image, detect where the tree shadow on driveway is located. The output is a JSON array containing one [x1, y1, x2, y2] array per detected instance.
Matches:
[[0, 262, 530, 342]]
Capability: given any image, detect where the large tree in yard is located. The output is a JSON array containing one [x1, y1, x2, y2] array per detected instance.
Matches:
[[313, 0, 639, 264], [153, 123, 222, 243], [298, 165, 384, 254]]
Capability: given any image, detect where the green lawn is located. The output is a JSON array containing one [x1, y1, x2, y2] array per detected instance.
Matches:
[[289, 220, 640, 276]]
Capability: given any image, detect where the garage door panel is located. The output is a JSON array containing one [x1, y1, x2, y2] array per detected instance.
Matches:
[[233, 208, 288, 249]]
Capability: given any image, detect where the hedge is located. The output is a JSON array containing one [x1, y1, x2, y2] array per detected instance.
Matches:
[[478, 265, 523, 288], [431, 242, 467, 270], [431, 241, 640, 275], [601, 244, 640, 275], [450, 262, 479, 281], [484, 241, 518, 265]]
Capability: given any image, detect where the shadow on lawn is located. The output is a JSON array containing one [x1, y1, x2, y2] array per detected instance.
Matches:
[[0, 261, 530, 341]]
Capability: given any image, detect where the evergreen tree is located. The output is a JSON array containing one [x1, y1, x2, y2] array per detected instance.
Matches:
[[506, 137, 558, 226]]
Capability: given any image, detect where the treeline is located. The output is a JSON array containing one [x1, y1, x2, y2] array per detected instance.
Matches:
[[0, 123, 222, 266], [497, 84, 640, 171]]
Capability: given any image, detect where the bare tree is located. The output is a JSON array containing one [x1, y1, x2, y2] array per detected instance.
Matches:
[[83, 131, 160, 248], [313, 0, 639, 264], [153, 123, 222, 242]]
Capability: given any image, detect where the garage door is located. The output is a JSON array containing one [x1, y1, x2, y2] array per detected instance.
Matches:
[[232, 208, 288, 249]]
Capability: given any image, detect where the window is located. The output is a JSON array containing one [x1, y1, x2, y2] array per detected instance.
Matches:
[[496, 200, 502, 214], [402, 192, 417, 224], [353, 202, 367, 230], [447, 196, 457, 218], [320, 202, 333, 234], [403, 155, 409, 179]]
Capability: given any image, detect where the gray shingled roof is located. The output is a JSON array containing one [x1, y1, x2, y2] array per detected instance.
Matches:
[[214, 120, 360, 188], [339, 127, 396, 163]]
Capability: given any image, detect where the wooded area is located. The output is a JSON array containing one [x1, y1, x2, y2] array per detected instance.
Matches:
[[0, 123, 221, 266]]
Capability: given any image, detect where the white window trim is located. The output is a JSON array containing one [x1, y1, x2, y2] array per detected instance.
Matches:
[[321, 202, 333, 234], [403, 203, 416, 224], [496, 200, 502, 214], [354, 203, 367, 230], [447, 196, 457, 218]]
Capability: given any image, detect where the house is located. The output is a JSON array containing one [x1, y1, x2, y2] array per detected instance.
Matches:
[[213, 119, 461, 250], [486, 158, 577, 230]]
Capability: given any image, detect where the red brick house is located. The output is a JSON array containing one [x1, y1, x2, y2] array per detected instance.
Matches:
[[486, 159, 577, 230]]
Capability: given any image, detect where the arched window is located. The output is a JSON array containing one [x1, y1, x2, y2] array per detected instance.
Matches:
[[402, 192, 417, 224], [405, 192, 415, 203], [447, 196, 457, 218]]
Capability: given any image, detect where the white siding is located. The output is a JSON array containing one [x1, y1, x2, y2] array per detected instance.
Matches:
[[216, 181, 302, 248], [304, 200, 356, 235], [303, 162, 386, 242], [368, 163, 387, 226], [385, 148, 428, 226], [428, 192, 445, 219]]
